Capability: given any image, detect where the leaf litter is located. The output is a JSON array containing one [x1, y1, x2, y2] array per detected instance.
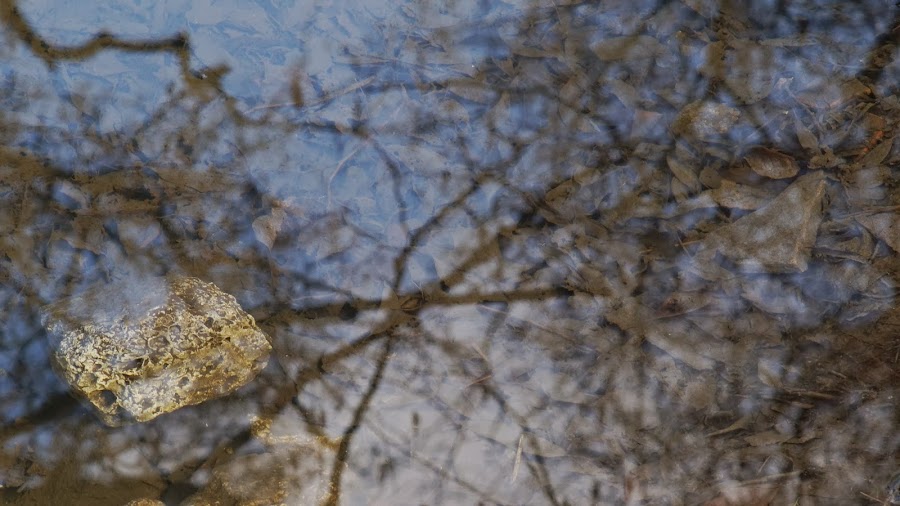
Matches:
[[2, 1, 900, 505]]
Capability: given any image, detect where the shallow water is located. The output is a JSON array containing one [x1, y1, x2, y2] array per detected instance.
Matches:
[[1, 1, 899, 504]]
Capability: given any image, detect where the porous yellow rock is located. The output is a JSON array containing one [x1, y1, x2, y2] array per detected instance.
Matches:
[[42, 275, 271, 426]]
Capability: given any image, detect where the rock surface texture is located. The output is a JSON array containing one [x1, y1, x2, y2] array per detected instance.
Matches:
[[41, 275, 271, 426]]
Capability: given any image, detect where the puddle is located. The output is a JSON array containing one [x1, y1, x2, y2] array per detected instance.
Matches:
[[1, 0, 899, 504]]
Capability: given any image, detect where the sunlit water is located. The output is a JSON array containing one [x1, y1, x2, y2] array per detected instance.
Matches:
[[1, 1, 899, 504]]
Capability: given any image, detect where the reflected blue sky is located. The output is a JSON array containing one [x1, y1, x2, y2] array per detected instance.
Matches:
[[1, 0, 899, 504]]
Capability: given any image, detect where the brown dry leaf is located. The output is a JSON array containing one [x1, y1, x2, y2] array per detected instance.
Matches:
[[644, 320, 732, 371], [824, 235, 864, 271], [116, 216, 162, 255], [3, 227, 39, 280], [843, 167, 889, 204], [757, 358, 784, 388], [793, 115, 819, 152], [722, 40, 778, 104], [793, 78, 870, 110], [704, 483, 777, 506], [682, 378, 717, 411], [675, 180, 772, 214], [708, 181, 772, 209], [557, 74, 586, 106], [856, 213, 900, 253], [56, 215, 107, 255], [591, 35, 665, 61], [854, 135, 893, 169], [707, 415, 751, 437], [445, 78, 495, 104], [272, 196, 307, 219], [808, 147, 840, 169], [729, 312, 781, 345], [607, 78, 640, 108], [816, 228, 875, 261], [745, 147, 799, 179], [667, 154, 701, 192], [741, 278, 804, 314], [744, 430, 793, 446], [671, 101, 740, 141], [436, 97, 469, 125], [696, 40, 727, 77], [153, 167, 240, 194], [656, 291, 713, 317], [487, 91, 514, 130], [697, 171, 827, 273], [252, 208, 286, 251], [51, 180, 90, 209], [569, 457, 620, 481], [650, 354, 686, 393], [671, 177, 690, 202], [643, 324, 717, 371], [88, 192, 159, 216], [631, 109, 665, 140], [760, 36, 818, 47], [607, 298, 730, 370], [786, 432, 819, 444]]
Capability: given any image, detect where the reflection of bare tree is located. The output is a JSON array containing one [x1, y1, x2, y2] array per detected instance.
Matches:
[[0, 5, 184, 62], [2, 0, 900, 504]]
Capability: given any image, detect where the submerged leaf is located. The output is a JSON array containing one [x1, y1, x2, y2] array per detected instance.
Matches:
[[745, 147, 799, 179]]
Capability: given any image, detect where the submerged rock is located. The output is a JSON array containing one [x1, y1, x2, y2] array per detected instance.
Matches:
[[41, 275, 271, 426]]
